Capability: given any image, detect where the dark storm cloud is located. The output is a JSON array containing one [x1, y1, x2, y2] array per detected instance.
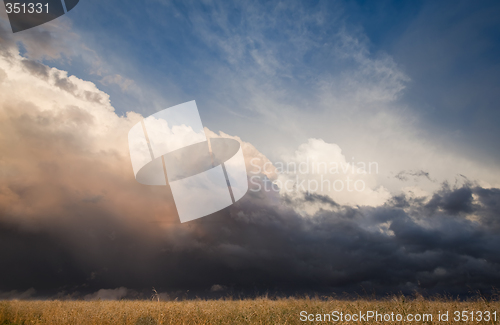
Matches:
[[1, 167, 500, 298], [425, 185, 474, 215], [473, 187, 500, 229], [0, 79, 499, 298], [1, 19, 500, 299]]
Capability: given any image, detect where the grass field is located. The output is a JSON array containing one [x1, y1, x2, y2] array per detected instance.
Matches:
[[1, 296, 499, 324]]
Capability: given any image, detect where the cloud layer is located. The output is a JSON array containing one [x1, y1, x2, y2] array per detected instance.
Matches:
[[1, 38, 500, 300]]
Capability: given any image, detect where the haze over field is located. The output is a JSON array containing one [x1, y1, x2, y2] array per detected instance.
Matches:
[[0, 0, 500, 299]]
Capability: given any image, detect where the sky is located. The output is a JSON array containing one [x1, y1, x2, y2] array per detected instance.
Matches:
[[0, 0, 500, 299]]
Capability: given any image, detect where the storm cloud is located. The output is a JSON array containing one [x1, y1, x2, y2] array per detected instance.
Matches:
[[1, 21, 500, 300]]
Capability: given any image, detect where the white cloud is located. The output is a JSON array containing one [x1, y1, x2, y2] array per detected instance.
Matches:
[[205, 131, 391, 211], [0, 45, 178, 231], [276, 138, 391, 209]]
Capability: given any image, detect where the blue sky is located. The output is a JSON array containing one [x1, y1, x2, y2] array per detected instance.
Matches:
[[31, 0, 498, 167]]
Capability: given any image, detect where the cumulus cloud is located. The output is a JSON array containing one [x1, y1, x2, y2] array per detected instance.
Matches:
[[275, 138, 391, 209], [0, 44, 174, 229]]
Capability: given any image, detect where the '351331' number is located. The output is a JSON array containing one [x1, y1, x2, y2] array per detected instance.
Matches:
[[5, 3, 49, 14]]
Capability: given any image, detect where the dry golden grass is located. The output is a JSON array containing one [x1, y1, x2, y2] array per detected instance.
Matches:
[[0, 296, 499, 324]]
